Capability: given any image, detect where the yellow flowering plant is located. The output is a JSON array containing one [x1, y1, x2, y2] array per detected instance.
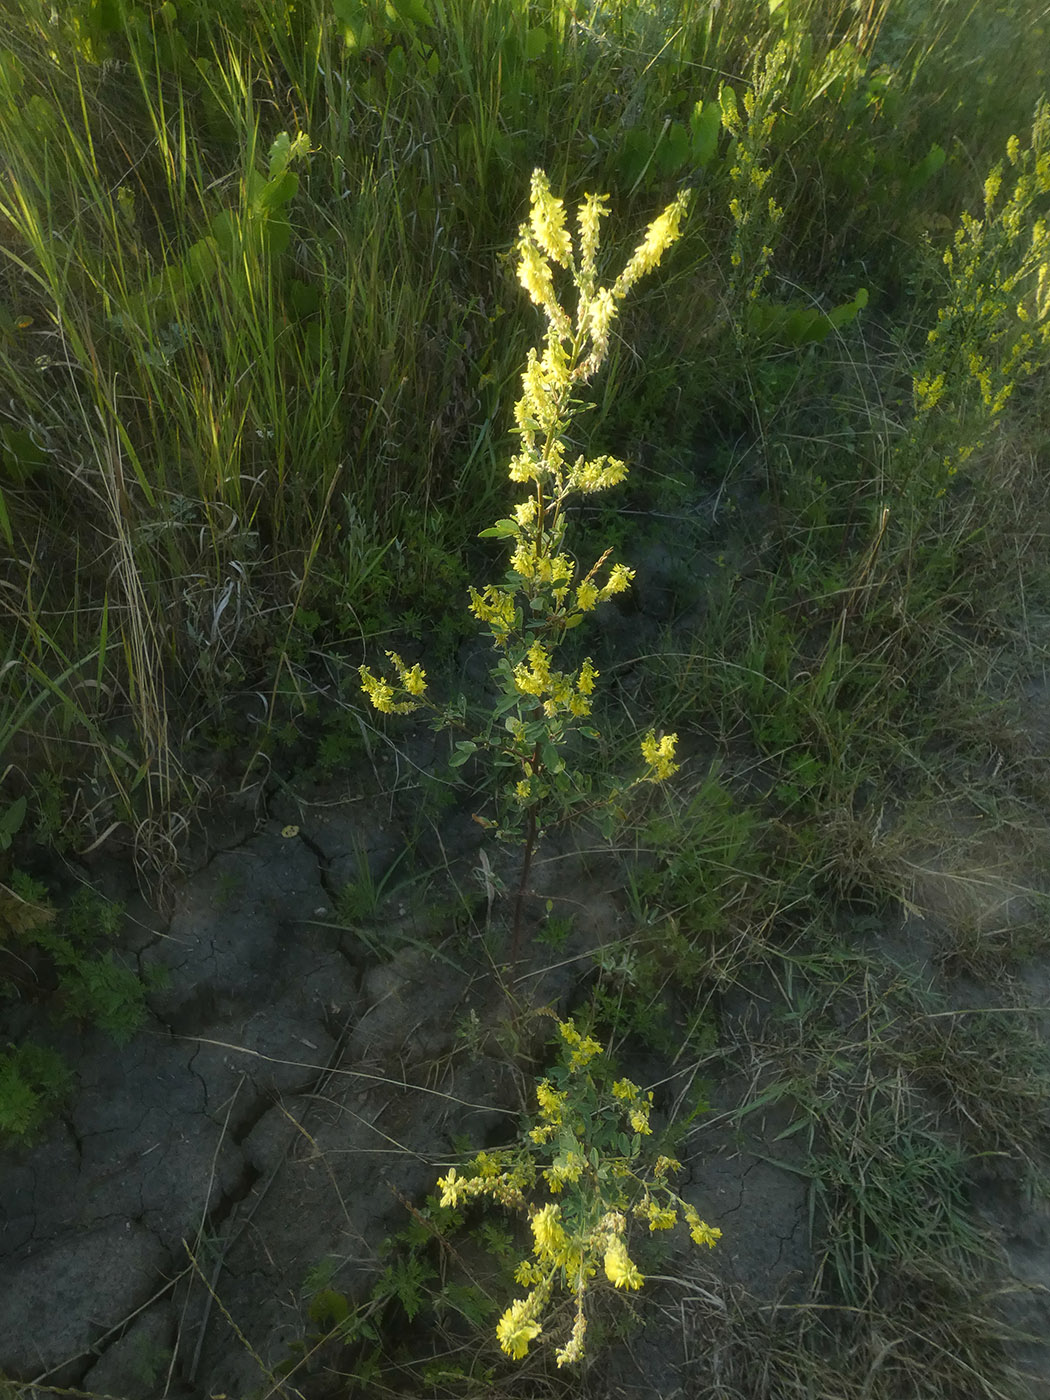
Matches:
[[436, 1016, 721, 1367], [907, 102, 1050, 498], [360, 170, 690, 957]]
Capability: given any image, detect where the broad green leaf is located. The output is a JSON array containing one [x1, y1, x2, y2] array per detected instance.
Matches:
[[0, 796, 26, 839], [478, 519, 519, 538], [209, 210, 240, 259], [183, 236, 220, 285], [690, 98, 721, 167], [1, 427, 48, 483], [289, 279, 321, 318], [261, 214, 293, 258], [826, 286, 868, 330], [266, 131, 309, 181], [657, 121, 690, 175], [906, 143, 946, 192], [525, 27, 547, 60], [255, 170, 299, 214]]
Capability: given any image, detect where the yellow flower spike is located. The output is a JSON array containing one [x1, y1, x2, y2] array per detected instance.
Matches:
[[529, 168, 573, 269], [515, 1259, 545, 1287], [647, 1204, 677, 1231], [535, 1080, 565, 1121], [684, 1204, 723, 1249], [558, 1019, 603, 1069], [555, 1307, 587, 1367], [386, 651, 427, 697], [437, 1168, 462, 1208], [517, 238, 562, 324], [497, 1297, 543, 1359], [579, 285, 619, 376], [641, 731, 679, 782], [612, 189, 691, 301], [575, 580, 599, 612], [629, 1106, 653, 1136], [510, 541, 536, 578], [531, 1203, 569, 1261], [603, 1237, 643, 1290], [577, 190, 610, 288], [598, 562, 635, 600]]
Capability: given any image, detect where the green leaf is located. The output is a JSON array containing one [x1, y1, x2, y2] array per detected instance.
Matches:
[[208, 211, 240, 259], [255, 170, 299, 214], [184, 236, 221, 285], [449, 741, 477, 767], [261, 214, 293, 258], [308, 1287, 350, 1327], [390, 0, 434, 22], [657, 121, 690, 175], [0, 796, 26, 840], [267, 131, 292, 178], [524, 26, 547, 59], [0, 427, 48, 483], [288, 279, 321, 318], [690, 98, 722, 167], [906, 142, 946, 192], [478, 519, 519, 539], [826, 286, 868, 330], [333, 0, 371, 50]]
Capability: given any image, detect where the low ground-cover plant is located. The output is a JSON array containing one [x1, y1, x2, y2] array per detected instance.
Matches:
[[437, 1016, 721, 1366], [0, 874, 153, 1140]]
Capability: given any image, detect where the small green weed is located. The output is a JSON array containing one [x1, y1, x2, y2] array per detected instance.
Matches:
[[0, 874, 154, 1140]]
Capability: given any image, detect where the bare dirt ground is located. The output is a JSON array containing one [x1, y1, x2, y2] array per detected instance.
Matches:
[[2, 738, 1049, 1399]]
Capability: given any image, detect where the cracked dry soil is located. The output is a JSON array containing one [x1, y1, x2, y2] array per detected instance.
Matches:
[[1, 753, 1049, 1400]]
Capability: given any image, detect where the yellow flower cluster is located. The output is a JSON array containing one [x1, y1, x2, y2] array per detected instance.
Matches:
[[611, 193, 691, 303], [599, 1213, 643, 1290], [558, 1017, 603, 1070], [510, 642, 598, 720], [612, 1076, 654, 1135], [517, 169, 689, 382], [567, 453, 628, 494], [359, 651, 428, 714], [640, 730, 679, 782], [438, 1020, 722, 1369], [496, 1295, 544, 1360], [684, 1203, 723, 1249], [436, 1158, 529, 1213], [468, 584, 517, 643]]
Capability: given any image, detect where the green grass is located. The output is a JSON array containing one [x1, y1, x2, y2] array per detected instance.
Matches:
[[2, 0, 1050, 1394]]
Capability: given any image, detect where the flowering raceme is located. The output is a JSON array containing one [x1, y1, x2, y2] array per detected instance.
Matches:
[[434, 1019, 722, 1366], [359, 171, 689, 958]]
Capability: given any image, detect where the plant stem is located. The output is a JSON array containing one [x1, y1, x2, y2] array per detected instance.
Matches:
[[509, 803, 538, 965]]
